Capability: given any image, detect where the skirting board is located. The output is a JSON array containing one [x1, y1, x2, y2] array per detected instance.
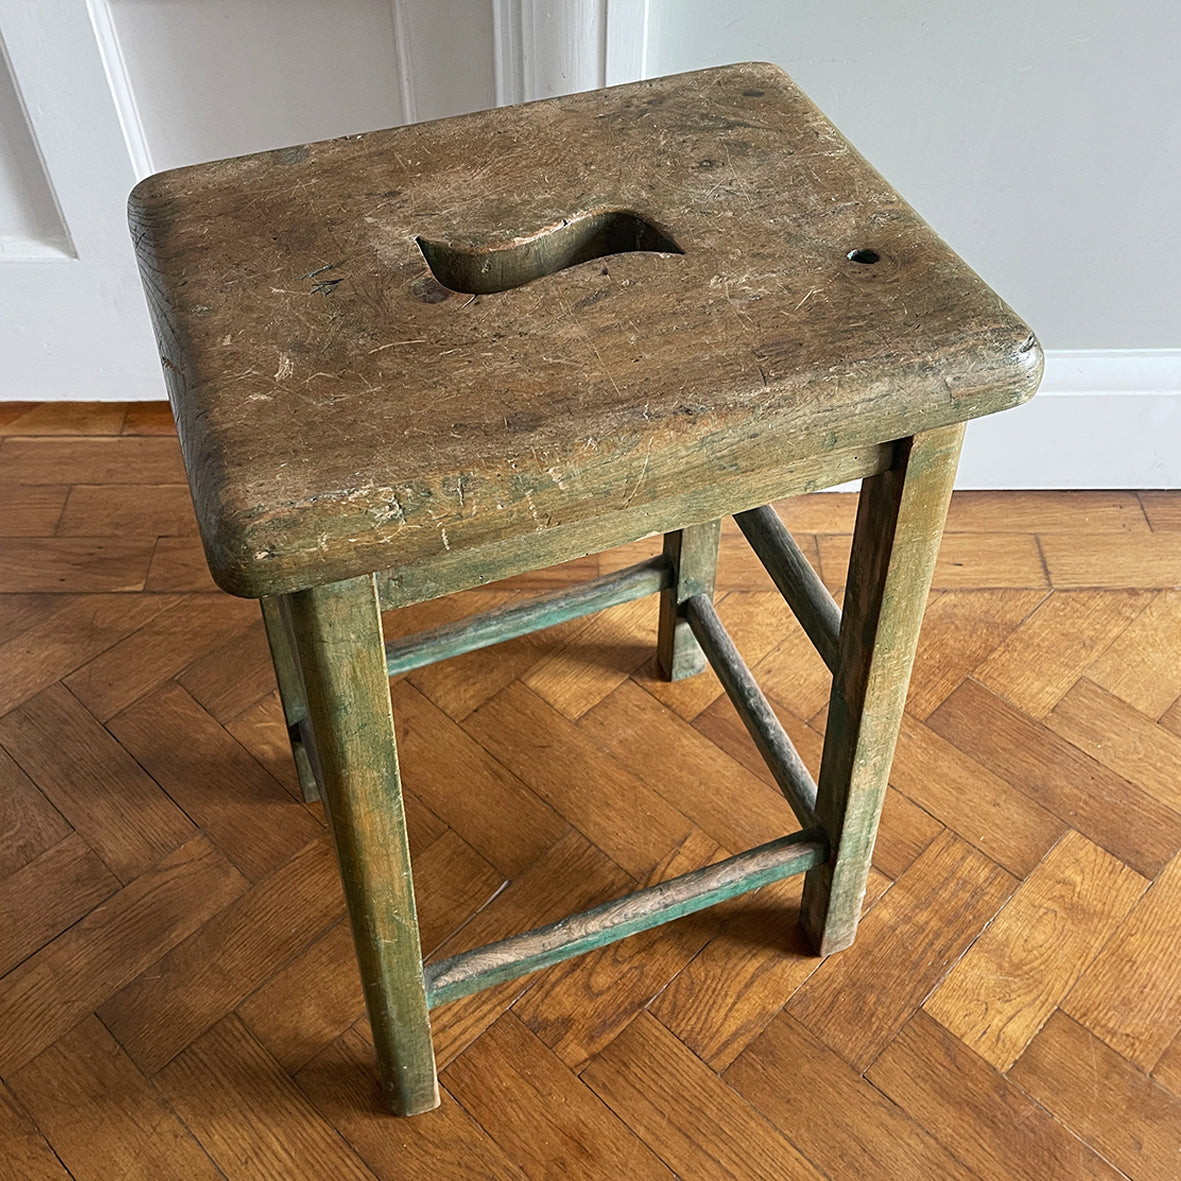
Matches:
[[956, 350, 1181, 489]]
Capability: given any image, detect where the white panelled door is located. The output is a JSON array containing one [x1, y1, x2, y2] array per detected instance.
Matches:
[[0, 0, 628, 402]]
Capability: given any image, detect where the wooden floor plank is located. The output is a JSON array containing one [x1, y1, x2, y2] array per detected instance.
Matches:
[[32, 537, 140, 596], [56, 483, 197, 538], [583, 1011, 826, 1181], [0, 592, 177, 716], [904, 588, 1046, 719], [973, 589, 1149, 717], [1040, 532, 1181, 588], [96, 836, 344, 1075], [648, 873, 821, 1071], [120, 401, 176, 435], [154, 1015, 380, 1181], [0, 436, 186, 483], [0, 402, 127, 436], [63, 592, 258, 722], [0, 836, 245, 1074], [923, 830, 1146, 1071], [1009, 1011, 1181, 1181], [890, 715, 1065, 878], [8, 1015, 222, 1181], [107, 681, 323, 882], [510, 829, 727, 1069], [521, 593, 656, 719], [0, 833, 119, 976], [1084, 588, 1181, 718], [724, 1012, 971, 1180], [0, 485, 69, 536], [463, 681, 695, 880], [0, 1080, 73, 1180], [426, 829, 632, 1067], [927, 678, 1181, 878], [579, 679, 799, 854], [443, 1013, 677, 1180], [392, 679, 569, 878], [0, 683, 198, 882], [787, 829, 1015, 1072], [0, 745, 72, 880], [1062, 849, 1181, 1070], [295, 1026, 528, 1181], [1046, 676, 1181, 813], [1, 410, 1179, 1178], [866, 1011, 1124, 1181]]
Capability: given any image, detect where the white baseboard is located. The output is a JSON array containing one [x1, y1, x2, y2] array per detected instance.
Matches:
[[956, 349, 1181, 489]]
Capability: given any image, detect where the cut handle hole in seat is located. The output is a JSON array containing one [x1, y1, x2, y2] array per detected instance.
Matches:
[[416, 209, 683, 295]]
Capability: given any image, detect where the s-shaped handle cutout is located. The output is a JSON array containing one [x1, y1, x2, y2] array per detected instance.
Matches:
[[416, 210, 682, 295]]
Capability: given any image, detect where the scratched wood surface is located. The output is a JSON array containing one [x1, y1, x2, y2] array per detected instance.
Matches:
[[2, 404, 1181, 1178], [130, 62, 1040, 598]]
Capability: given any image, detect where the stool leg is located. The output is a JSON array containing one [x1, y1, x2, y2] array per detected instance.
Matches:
[[801, 423, 964, 957], [283, 574, 439, 1116], [658, 519, 721, 680], [259, 597, 322, 802]]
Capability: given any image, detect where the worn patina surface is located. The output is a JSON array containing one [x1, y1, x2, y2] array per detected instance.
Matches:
[[131, 62, 1040, 598]]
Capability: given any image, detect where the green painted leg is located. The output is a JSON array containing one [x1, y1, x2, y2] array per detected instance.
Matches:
[[260, 597, 321, 802], [657, 519, 721, 680], [284, 575, 438, 1116], [801, 423, 964, 957]]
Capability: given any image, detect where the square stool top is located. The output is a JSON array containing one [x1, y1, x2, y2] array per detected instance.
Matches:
[[131, 62, 1041, 599]]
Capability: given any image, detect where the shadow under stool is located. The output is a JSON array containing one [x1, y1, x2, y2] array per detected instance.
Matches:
[[129, 62, 1042, 1116]]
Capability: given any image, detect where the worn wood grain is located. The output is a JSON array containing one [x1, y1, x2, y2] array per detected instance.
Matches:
[[131, 63, 1038, 598], [923, 830, 1145, 1070], [155, 1015, 380, 1181], [867, 1011, 1124, 1181], [0, 834, 118, 976], [583, 1012, 825, 1180], [0, 837, 245, 1074], [927, 678, 1181, 877], [0, 1081, 72, 1180], [724, 1012, 969, 1180], [0, 683, 197, 882], [657, 519, 720, 681], [1063, 849, 1181, 1069], [9, 1016, 222, 1181], [790, 829, 1015, 1071], [1009, 1011, 1181, 1181], [443, 1014, 677, 1180], [973, 589, 1149, 717]]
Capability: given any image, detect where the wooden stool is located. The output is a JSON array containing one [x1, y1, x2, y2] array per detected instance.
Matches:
[[130, 62, 1041, 1115]]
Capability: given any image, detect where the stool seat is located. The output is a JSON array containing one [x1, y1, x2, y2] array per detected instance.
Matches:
[[131, 62, 1039, 600]]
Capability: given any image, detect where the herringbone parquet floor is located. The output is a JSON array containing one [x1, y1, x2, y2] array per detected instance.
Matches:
[[2, 400, 1181, 1179]]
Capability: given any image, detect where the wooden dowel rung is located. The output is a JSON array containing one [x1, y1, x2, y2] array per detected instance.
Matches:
[[684, 593, 820, 828], [426, 828, 827, 1008], [734, 504, 841, 672], [384, 555, 672, 676]]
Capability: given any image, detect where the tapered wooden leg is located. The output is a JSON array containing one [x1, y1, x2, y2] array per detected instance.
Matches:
[[801, 423, 964, 956], [657, 519, 721, 680], [283, 575, 439, 1116], [260, 597, 322, 802]]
